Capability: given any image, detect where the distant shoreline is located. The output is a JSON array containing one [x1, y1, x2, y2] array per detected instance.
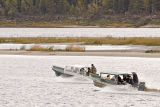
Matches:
[[1, 50, 160, 58], [0, 25, 160, 28], [0, 20, 160, 28], [1, 37, 160, 46], [0, 24, 160, 28]]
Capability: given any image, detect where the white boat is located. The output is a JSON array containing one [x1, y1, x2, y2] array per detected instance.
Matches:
[[52, 65, 91, 77]]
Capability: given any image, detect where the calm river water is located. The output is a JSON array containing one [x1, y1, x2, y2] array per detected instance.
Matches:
[[0, 28, 160, 37]]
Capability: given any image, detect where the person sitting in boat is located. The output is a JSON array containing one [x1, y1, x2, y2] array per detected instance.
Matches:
[[132, 72, 139, 86], [118, 75, 123, 84], [80, 68, 85, 75], [126, 75, 133, 85], [87, 68, 91, 76], [124, 75, 130, 83], [106, 75, 110, 80], [129, 76, 134, 85], [91, 64, 97, 74], [123, 75, 127, 81]]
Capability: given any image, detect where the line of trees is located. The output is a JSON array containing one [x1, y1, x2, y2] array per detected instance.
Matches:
[[0, 0, 160, 20]]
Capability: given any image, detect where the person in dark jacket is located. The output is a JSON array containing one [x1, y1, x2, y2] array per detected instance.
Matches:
[[128, 76, 133, 85], [125, 75, 130, 83], [125, 75, 133, 85], [132, 72, 139, 86], [87, 68, 91, 76], [123, 75, 127, 81]]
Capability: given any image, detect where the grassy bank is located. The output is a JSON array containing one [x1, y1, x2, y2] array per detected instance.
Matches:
[[28, 45, 54, 51], [0, 20, 150, 27], [0, 21, 80, 27], [65, 45, 85, 52], [145, 50, 160, 53], [1, 37, 160, 46]]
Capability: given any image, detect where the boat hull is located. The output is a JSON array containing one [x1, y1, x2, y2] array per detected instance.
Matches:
[[52, 66, 73, 77], [54, 70, 73, 77], [91, 73, 146, 91]]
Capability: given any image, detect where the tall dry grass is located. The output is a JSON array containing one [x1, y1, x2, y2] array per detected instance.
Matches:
[[0, 20, 149, 27], [0, 21, 81, 27], [65, 45, 85, 52], [28, 45, 54, 51], [1, 37, 160, 46]]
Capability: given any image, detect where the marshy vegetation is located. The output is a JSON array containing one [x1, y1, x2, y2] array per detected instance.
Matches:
[[1, 37, 160, 46], [65, 45, 85, 52], [28, 45, 54, 51], [145, 50, 160, 53], [0, 20, 142, 27]]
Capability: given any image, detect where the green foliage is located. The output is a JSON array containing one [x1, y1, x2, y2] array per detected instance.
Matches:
[[149, 20, 160, 25], [0, 0, 160, 19]]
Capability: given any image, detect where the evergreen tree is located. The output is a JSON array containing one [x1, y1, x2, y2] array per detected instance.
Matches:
[[0, 0, 160, 19]]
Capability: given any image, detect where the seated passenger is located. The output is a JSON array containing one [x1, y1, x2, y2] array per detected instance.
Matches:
[[123, 75, 127, 81], [129, 76, 133, 85], [80, 68, 84, 75], [125, 75, 130, 83], [106, 75, 110, 80], [87, 68, 91, 76], [125, 75, 133, 85]]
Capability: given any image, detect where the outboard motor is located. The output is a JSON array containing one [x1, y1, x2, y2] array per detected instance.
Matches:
[[138, 82, 146, 91]]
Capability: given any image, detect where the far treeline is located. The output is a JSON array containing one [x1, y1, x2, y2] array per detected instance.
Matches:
[[0, 0, 160, 27]]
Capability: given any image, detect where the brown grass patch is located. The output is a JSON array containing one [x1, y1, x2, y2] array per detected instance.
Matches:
[[28, 45, 54, 51], [1, 37, 160, 46], [65, 45, 85, 52]]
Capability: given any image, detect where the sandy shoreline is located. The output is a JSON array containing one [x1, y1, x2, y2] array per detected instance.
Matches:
[[1, 50, 160, 58]]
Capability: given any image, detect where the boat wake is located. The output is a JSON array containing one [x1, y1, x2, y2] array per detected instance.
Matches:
[[93, 85, 160, 97], [94, 84, 136, 92], [54, 76, 93, 84], [145, 87, 160, 93]]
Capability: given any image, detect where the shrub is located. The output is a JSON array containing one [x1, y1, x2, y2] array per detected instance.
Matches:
[[28, 45, 54, 51], [65, 45, 85, 52]]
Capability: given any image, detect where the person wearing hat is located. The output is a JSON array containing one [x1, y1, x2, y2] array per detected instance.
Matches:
[[91, 64, 97, 74]]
